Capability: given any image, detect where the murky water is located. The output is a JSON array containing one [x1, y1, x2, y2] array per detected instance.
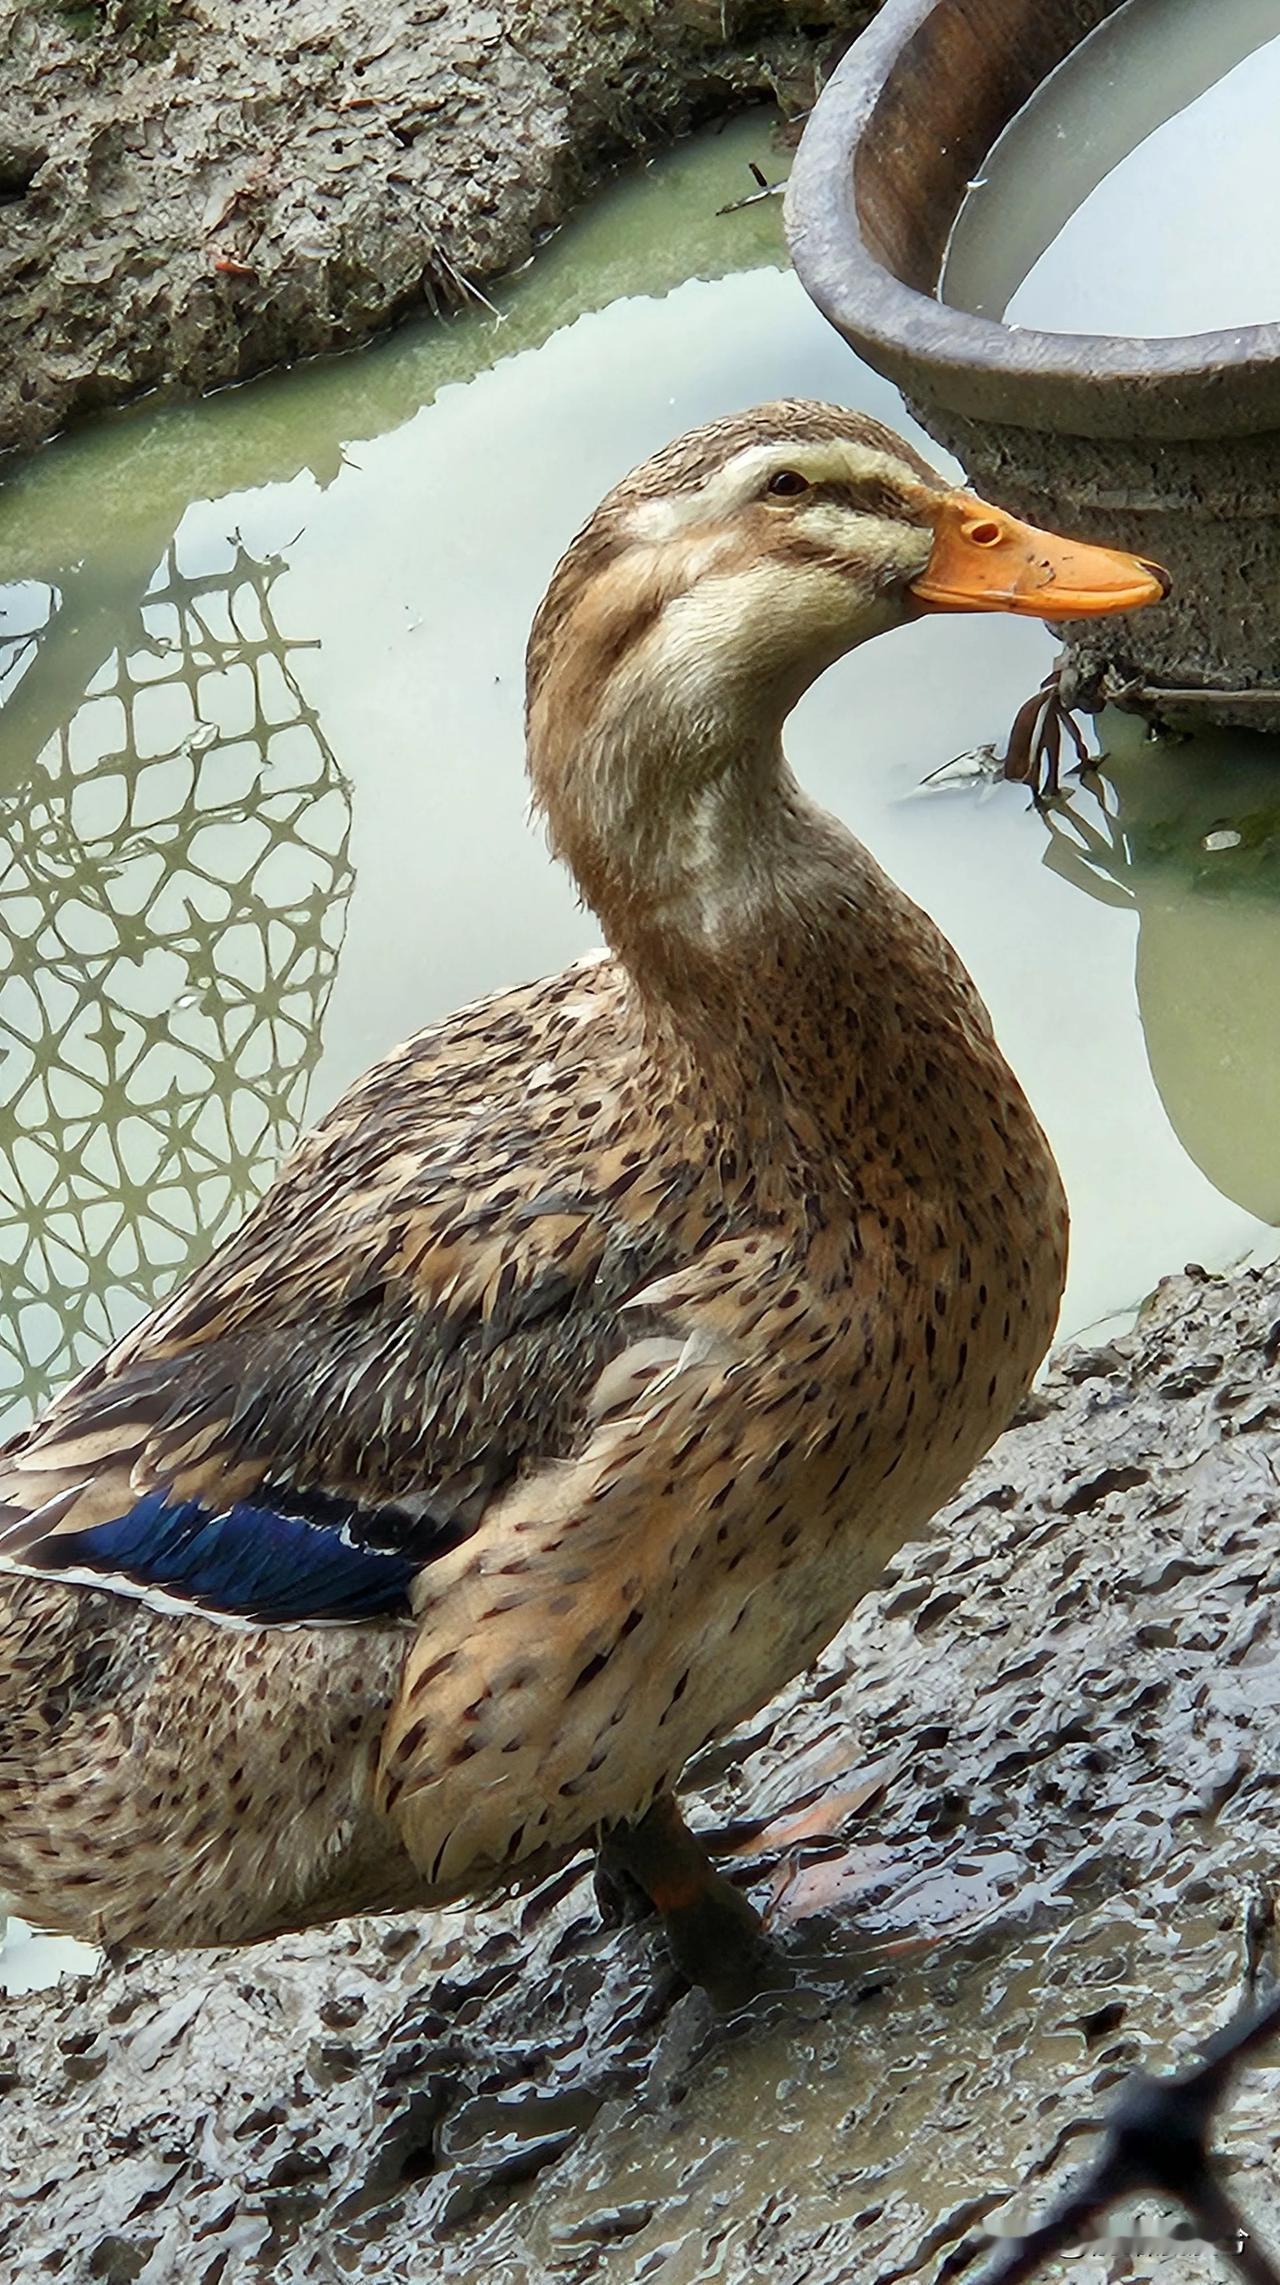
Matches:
[[941, 0, 1280, 332], [5, 111, 1280, 1991]]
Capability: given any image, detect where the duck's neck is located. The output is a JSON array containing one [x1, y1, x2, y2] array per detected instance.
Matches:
[[530, 647, 856, 989], [529, 694, 897, 1135]]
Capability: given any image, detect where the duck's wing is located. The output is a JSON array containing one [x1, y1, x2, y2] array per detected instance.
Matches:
[[0, 962, 710, 1628]]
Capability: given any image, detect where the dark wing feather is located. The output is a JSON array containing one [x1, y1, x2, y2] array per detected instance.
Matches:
[[0, 961, 713, 1625]]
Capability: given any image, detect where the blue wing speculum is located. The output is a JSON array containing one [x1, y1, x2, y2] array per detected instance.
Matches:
[[27, 1484, 433, 1624]]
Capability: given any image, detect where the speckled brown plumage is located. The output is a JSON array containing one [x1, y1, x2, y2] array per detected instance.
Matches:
[[0, 402, 1091, 1954]]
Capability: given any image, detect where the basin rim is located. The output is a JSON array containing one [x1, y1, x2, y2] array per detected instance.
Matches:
[[785, 0, 1280, 443]]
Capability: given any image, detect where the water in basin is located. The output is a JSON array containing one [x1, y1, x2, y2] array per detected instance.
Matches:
[[941, 0, 1280, 334]]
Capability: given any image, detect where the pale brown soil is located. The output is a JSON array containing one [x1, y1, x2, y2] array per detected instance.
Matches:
[[0, 0, 873, 457]]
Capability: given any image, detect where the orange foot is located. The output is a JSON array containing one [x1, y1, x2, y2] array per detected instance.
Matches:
[[707, 1771, 897, 1934]]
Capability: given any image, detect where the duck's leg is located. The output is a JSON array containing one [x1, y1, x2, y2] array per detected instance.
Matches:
[[595, 1791, 779, 2006]]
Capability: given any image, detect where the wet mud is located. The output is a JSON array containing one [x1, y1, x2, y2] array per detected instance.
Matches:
[[0, 0, 873, 459], [4, 1259, 1280, 2279]]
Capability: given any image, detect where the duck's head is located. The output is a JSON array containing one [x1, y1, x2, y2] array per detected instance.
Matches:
[[526, 402, 1167, 955]]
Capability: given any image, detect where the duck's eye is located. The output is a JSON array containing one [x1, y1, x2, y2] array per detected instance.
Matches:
[[765, 470, 810, 499]]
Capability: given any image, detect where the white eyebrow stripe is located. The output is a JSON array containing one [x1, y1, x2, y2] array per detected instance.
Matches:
[[624, 438, 924, 542]]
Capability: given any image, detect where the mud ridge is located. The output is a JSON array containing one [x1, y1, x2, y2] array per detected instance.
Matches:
[[0, 0, 875, 458]]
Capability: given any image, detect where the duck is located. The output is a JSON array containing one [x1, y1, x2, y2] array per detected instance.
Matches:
[[0, 402, 1167, 1996]]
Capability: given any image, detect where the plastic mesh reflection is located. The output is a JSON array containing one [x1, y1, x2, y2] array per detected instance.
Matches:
[[0, 538, 353, 1432]]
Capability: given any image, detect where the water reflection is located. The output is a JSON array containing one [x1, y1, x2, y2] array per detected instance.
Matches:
[[1042, 719, 1280, 1226], [0, 537, 352, 1428], [0, 114, 796, 1453], [2, 112, 1280, 1440]]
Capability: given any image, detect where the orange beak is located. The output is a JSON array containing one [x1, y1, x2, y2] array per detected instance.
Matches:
[[909, 492, 1170, 619]]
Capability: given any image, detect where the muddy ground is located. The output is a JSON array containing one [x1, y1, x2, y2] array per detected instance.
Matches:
[[5, 4, 1280, 2280], [0, 0, 875, 459], [4, 1261, 1280, 2281]]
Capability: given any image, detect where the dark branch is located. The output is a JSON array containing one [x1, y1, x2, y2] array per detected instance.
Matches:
[[974, 1985, 1280, 2285]]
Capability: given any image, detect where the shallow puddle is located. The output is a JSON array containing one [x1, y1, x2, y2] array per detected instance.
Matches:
[[4, 110, 1280, 1989], [941, 0, 1280, 332]]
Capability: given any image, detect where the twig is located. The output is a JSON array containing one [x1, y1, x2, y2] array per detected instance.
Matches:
[[717, 162, 785, 216], [997, 673, 1098, 799], [975, 1987, 1280, 2284], [431, 246, 504, 323]]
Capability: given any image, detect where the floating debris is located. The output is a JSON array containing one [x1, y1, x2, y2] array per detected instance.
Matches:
[[717, 161, 785, 215]]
